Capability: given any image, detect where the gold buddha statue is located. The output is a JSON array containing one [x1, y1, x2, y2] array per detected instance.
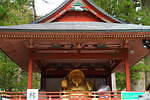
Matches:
[[61, 69, 93, 91]]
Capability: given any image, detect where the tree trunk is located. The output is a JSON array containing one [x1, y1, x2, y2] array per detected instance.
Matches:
[[131, 72, 145, 91], [145, 72, 150, 90], [144, 54, 150, 90], [142, 0, 150, 7], [32, 0, 37, 21], [17, 68, 22, 82]]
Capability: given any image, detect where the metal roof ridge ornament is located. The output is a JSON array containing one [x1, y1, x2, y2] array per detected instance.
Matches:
[[70, 0, 87, 11]]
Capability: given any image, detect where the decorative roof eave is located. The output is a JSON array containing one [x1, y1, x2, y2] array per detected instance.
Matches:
[[0, 28, 150, 33], [0, 31, 150, 41], [0, 22, 149, 40], [33, 0, 73, 23], [83, 0, 123, 23], [33, 0, 122, 23]]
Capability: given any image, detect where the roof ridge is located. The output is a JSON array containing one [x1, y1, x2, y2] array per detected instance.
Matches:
[[32, 0, 124, 23]]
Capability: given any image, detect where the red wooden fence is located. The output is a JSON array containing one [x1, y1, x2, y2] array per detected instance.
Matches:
[[0, 91, 121, 100]]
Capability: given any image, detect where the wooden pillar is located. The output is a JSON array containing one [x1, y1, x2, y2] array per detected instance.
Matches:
[[124, 55, 131, 91], [28, 56, 33, 89]]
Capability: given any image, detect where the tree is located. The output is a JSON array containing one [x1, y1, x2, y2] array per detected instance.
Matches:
[[0, 0, 40, 91], [0, 0, 33, 25], [93, 0, 150, 25], [0, 52, 19, 91], [0, 50, 40, 91]]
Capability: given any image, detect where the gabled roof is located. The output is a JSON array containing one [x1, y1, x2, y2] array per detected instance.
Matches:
[[33, 0, 123, 23]]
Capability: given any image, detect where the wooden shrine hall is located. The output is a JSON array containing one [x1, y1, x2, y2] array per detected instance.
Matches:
[[0, 0, 150, 95]]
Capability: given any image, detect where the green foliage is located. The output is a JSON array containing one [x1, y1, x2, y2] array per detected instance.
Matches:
[[131, 63, 150, 80], [0, 0, 33, 25], [115, 63, 150, 90], [134, 7, 150, 25], [92, 0, 150, 25], [116, 72, 126, 90], [0, 52, 18, 91], [32, 73, 41, 89], [0, 51, 40, 91]]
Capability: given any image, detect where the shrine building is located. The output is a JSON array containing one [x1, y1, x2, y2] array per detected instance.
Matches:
[[0, 0, 150, 98]]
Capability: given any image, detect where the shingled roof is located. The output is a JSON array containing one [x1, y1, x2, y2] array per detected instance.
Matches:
[[0, 22, 150, 32]]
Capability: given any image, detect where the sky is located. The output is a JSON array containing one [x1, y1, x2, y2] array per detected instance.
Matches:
[[35, 0, 65, 16]]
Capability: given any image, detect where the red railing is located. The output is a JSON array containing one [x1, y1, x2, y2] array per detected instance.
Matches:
[[0, 91, 121, 100]]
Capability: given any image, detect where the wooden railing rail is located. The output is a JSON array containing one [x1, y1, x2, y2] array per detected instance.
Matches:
[[0, 91, 123, 100]]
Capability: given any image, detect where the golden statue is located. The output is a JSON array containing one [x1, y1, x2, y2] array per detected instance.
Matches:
[[61, 69, 93, 91]]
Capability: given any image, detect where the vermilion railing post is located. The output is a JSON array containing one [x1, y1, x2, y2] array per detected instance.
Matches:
[[27, 56, 33, 89], [124, 54, 131, 91]]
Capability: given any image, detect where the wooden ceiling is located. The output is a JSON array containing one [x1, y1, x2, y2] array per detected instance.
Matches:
[[0, 39, 148, 77]]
